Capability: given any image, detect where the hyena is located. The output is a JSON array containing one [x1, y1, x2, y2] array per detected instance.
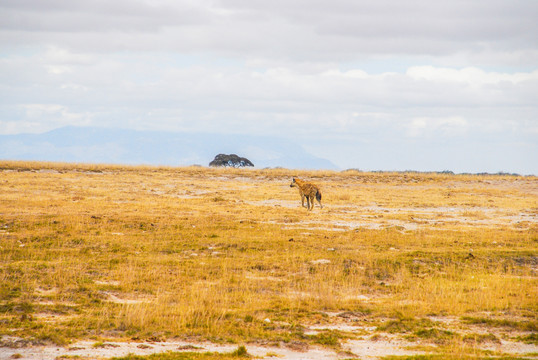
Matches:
[[290, 177, 323, 210]]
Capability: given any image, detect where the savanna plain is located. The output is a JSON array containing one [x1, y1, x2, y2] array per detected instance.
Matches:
[[0, 161, 536, 360]]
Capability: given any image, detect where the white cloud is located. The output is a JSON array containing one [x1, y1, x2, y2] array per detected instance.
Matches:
[[407, 66, 538, 85], [322, 69, 370, 79], [0, 104, 93, 134], [1, 48, 536, 136], [1, 1, 537, 62], [46, 65, 72, 74], [406, 116, 468, 137], [42, 46, 94, 65]]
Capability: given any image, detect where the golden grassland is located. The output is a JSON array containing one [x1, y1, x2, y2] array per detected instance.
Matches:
[[0, 161, 536, 359]]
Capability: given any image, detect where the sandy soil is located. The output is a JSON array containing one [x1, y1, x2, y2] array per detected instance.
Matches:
[[0, 336, 421, 360], [2, 321, 537, 360], [264, 202, 537, 232]]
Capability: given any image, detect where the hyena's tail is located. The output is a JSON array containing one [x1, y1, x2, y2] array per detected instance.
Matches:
[[316, 190, 322, 202]]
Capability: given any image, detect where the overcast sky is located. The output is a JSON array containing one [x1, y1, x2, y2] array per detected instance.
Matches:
[[1, 0, 537, 173]]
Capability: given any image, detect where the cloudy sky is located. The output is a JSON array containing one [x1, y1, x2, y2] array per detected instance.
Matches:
[[1, 0, 537, 173]]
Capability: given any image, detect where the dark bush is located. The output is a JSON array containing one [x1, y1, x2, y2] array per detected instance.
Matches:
[[209, 154, 254, 167]]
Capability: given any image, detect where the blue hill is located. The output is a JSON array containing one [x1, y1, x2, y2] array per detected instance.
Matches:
[[0, 126, 338, 170]]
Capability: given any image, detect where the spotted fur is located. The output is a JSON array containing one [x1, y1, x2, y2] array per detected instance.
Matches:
[[290, 177, 323, 210]]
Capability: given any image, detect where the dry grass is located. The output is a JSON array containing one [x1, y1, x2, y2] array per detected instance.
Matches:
[[0, 161, 536, 358]]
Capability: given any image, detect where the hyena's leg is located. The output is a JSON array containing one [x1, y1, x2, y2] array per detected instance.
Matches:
[[306, 196, 311, 210], [301, 194, 306, 207], [315, 190, 323, 209]]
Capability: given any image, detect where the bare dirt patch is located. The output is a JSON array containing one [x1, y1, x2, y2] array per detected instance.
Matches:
[[344, 337, 425, 359], [0, 337, 429, 360]]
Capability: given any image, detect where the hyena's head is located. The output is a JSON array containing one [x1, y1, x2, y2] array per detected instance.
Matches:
[[290, 177, 298, 188]]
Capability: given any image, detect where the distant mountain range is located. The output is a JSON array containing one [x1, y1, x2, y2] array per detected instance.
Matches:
[[0, 126, 338, 170]]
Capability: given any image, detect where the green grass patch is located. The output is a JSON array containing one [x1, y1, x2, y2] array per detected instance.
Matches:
[[377, 317, 436, 334], [308, 331, 341, 347], [462, 333, 500, 344], [461, 317, 538, 332], [405, 328, 456, 345], [515, 333, 538, 344]]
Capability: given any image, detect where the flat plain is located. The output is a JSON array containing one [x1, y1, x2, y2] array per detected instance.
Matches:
[[0, 161, 536, 360]]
